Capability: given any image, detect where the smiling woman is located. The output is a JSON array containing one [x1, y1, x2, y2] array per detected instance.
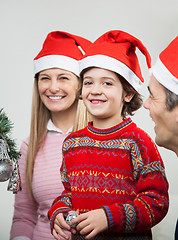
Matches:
[[9, 31, 91, 240], [38, 68, 79, 128]]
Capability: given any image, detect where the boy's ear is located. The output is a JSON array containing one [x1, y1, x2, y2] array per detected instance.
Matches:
[[124, 93, 135, 102]]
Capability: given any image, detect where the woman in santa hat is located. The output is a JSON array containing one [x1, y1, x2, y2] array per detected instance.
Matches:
[[48, 30, 169, 240], [10, 31, 91, 240]]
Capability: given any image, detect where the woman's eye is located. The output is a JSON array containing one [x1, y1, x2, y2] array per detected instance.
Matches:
[[60, 76, 69, 80], [39, 77, 50, 81]]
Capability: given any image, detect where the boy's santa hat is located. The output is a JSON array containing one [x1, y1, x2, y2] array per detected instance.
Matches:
[[151, 36, 178, 95], [80, 30, 151, 92], [34, 31, 91, 76]]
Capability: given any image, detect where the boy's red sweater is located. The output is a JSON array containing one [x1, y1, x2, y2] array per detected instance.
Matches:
[[48, 118, 169, 239]]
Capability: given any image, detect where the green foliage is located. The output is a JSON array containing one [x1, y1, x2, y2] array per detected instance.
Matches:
[[0, 108, 21, 161]]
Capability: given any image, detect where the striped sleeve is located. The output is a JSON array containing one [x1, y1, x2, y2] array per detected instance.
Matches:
[[10, 140, 38, 240]]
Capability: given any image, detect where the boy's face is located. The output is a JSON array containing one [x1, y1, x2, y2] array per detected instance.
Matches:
[[144, 75, 178, 149], [82, 67, 125, 127]]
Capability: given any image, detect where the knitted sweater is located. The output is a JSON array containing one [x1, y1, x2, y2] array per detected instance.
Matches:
[[10, 130, 71, 240], [48, 118, 169, 240]]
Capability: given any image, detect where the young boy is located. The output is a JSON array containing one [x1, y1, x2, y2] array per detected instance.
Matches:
[[48, 30, 169, 240]]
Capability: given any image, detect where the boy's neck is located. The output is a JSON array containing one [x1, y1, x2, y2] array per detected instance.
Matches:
[[92, 117, 123, 129]]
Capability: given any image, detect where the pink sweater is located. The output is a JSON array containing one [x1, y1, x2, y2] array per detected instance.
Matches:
[[10, 133, 70, 240]]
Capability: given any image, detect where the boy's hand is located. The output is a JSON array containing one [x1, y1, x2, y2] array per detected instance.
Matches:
[[53, 212, 71, 240], [70, 209, 108, 239]]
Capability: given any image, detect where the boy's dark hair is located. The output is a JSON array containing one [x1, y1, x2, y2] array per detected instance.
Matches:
[[80, 67, 143, 119], [117, 73, 143, 118]]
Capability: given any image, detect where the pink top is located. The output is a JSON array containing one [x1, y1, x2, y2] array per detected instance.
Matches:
[[10, 122, 71, 240]]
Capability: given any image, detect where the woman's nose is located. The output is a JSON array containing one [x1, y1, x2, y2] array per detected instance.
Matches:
[[49, 79, 59, 93]]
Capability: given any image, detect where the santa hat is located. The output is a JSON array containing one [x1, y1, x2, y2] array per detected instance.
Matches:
[[80, 30, 151, 92], [34, 31, 91, 76], [151, 36, 178, 95]]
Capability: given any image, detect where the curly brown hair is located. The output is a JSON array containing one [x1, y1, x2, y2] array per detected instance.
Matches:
[[117, 73, 143, 118]]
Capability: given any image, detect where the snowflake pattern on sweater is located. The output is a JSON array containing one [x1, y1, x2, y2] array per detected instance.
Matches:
[[48, 118, 169, 240]]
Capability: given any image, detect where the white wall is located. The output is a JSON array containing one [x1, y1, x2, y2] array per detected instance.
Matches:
[[0, 1, 177, 239]]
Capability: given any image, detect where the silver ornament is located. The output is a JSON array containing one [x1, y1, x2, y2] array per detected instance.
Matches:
[[66, 212, 79, 228], [0, 139, 14, 182], [0, 159, 13, 182]]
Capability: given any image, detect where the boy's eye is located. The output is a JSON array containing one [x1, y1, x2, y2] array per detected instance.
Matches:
[[83, 81, 93, 85], [104, 82, 112, 86]]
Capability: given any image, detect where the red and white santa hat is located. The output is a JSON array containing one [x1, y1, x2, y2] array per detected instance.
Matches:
[[80, 30, 151, 92], [34, 31, 91, 76], [151, 36, 178, 95]]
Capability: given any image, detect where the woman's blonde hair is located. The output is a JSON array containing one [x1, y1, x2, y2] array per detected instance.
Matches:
[[25, 74, 90, 197]]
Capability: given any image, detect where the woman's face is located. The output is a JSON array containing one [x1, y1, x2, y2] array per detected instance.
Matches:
[[38, 68, 79, 114]]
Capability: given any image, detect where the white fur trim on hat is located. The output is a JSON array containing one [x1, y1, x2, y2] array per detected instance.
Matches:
[[79, 55, 143, 92], [152, 57, 178, 95], [34, 55, 79, 76]]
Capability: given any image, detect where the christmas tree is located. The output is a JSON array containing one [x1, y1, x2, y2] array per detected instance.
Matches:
[[0, 108, 21, 193]]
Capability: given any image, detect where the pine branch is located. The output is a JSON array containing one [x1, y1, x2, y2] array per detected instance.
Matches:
[[0, 108, 21, 161]]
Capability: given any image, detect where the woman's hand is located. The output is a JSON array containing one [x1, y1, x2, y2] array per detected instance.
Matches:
[[70, 209, 108, 239]]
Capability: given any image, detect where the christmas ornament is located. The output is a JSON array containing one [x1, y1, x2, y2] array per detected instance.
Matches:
[[0, 108, 21, 193], [66, 212, 79, 228], [0, 138, 14, 181]]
